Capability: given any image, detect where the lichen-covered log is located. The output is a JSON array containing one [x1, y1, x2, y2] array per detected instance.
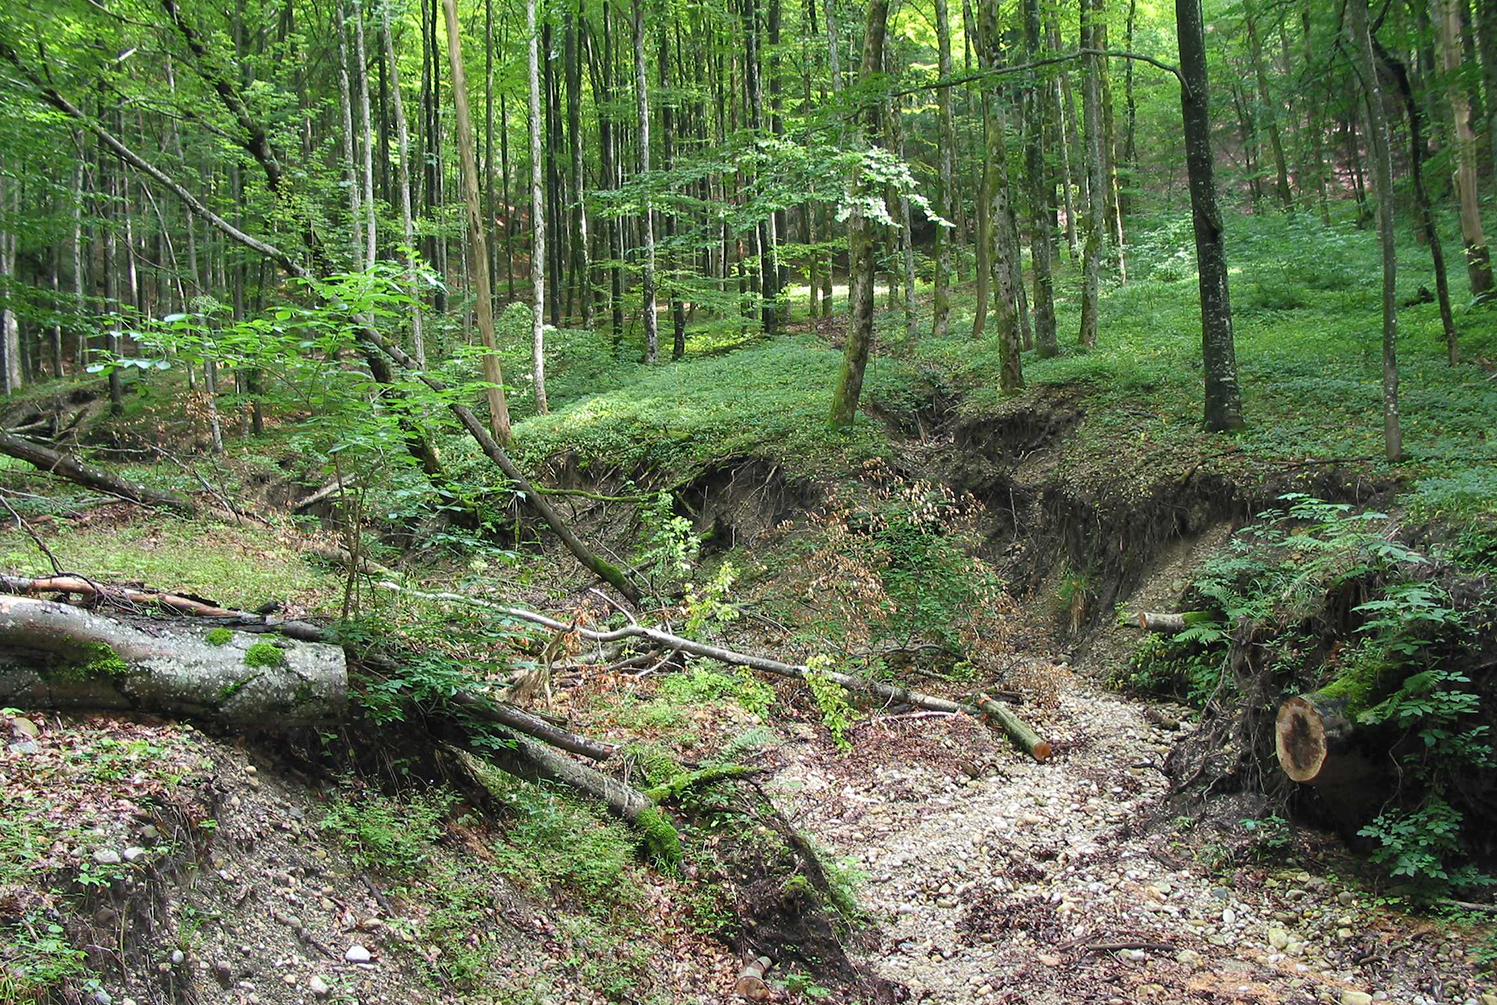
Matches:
[[0, 596, 346, 727]]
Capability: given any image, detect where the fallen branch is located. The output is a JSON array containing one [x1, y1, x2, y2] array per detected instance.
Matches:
[[0, 431, 200, 516], [448, 691, 616, 761], [0, 573, 242, 616], [379, 583, 1054, 761], [973, 694, 1051, 762], [1132, 611, 1211, 633]]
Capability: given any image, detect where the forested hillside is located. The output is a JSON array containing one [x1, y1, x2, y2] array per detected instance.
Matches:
[[2, 0, 1497, 1002]]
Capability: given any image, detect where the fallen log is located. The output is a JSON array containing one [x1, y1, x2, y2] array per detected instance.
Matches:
[[1274, 691, 1373, 787], [973, 693, 1051, 762], [735, 956, 773, 1000], [0, 596, 346, 726], [1133, 611, 1211, 633], [378, 583, 1054, 761], [0, 431, 200, 515], [448, 691, 616, 761]]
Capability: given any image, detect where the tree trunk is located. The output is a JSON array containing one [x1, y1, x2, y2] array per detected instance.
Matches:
[[1024, 0, 1057, 358], [1377, 42, 1460, 365], [976, 0, 1023, 391], [1177, 0, 1245, 432], [632, 0, 659, 361], [1347, 0, 1400, 461], [443, 0, 517, 436], [828, 0, 889, 429], [0, 596, 347, 728], [932, 0, 956, 339], [1078, 0, 1104, 349], [1245, 1, 1292, 209], [1053, 22, 1083, 260], [1438, 0, 1496, 300], [338, 2, 364, 267], [566, 3, 592, 329], [524, 0, 549, 410], [383, 2, 426, 368], [353, 0, 378, 266]]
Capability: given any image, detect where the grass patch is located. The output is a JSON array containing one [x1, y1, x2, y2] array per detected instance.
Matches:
[[0, 515, 342, 610]]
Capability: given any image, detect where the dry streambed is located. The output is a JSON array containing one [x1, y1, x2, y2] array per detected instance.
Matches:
[[768, 665, 1497, 1005]]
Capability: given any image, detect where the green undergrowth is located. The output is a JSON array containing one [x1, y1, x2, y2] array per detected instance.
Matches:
[[477, 336, 928, 484], [1114, 495, 1497, 896], [908, 209, 1497, 523], [0, 514, 342, 611]]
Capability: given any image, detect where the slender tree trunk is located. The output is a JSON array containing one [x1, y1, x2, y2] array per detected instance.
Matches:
[[660, 27, 686, 358], [1121, 0, 1138, 216], [828, 0, 888, 429], [1177, 0, 1244, 431], [977, 0, 1023, 392], [71, 148, 86, 373], [1078, 0, 1104, 349], [0, 169, 16, 395], [1347, 0, 1400, 461], [632, 0, 659, 361], [502, 91, 516, 301], [353, 0, 377, 266], [567, 2, 592, 329], [383, 0, 426, 367], [1095, 6, 1126, 280], [932, 0, 956, 339], [1053, 22, 1083, 259], [1025, 0, 1057, 357], [1377, 43, 1459, 365], [443, 0, 518, 433], [1438, 0, 1496, 299], [338, 3, 364, 267], [1245, 1, 1292, 209]]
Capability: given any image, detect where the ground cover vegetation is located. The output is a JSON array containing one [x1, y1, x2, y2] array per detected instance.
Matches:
[[2, 0, 1497, 1000]]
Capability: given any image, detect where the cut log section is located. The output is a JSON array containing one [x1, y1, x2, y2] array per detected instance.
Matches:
[[973, 693, 1051, 762], [1275, 692, 1371, 786], [735, 956, 773, 1000], [1134, 611, 1211, 633], [0, 596, 346, 727]]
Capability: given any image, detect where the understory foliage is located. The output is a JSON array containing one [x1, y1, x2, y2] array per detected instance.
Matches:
[[796, 459, 1017, 673], [1129, 496, 1496, 895]]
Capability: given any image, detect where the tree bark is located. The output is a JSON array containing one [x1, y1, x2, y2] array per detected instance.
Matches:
[[444, 0, 517, 435], [1176, 0, 1245, 432], [1025, 0, 1058, 358], [353, 0, 378, 266], [525, 0, 549, 411], [1377, 42, 1460, 366], [1347, 0, 1401, 461]]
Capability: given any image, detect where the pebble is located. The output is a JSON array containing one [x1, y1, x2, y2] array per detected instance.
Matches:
[[122, 847, 146, 863], [92, 849, 121, 865], [1341, 993, 1374, 1005], [309, 975, 330, 997], [170, 950, 185, 965], [344, 945, 372, 964]]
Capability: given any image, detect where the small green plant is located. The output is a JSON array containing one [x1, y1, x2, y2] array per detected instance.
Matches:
[[243, 640, 287, 668], [204, 627, 234, 647], [658, 664, 776, 718], [1, 915, 90, 999], [1240, 815, 1292, 858], [637, 491, 700, 589], [804, 655, 858, 751], [683, 561, 741, 639], [1357, 799, 1493, 894], [319, 787, 454, 877], [780, 971, 832, 999]]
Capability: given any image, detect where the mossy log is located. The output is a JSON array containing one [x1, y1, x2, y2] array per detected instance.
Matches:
[[1134, 611, 1212, 633], [973, 693, 1052, 761], [0, 596, 346, 726]]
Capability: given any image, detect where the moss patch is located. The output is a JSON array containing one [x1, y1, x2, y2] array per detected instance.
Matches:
[[204, 627, 234, 647], [243, 641, 287, 669], [47, 642, 129, 682]]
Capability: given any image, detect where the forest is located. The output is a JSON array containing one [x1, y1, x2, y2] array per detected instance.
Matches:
[[2, 0, 1497, 1000]]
